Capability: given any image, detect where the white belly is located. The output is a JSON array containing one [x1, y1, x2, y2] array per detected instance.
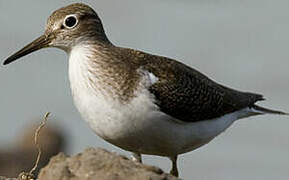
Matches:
[[70, 79, 245, 156], [68, 45, 249, 156]]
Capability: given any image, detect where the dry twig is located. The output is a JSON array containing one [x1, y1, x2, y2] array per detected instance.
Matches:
[[17, 112, 51, 180]]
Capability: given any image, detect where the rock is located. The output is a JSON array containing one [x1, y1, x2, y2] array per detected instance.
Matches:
[[38, 148, 180, 180]]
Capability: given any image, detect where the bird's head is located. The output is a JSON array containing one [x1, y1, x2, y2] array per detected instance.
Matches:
[[3, 3, 109, 65]]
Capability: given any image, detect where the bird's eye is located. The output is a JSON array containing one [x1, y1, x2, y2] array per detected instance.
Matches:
[[63, 15, 78, 29]]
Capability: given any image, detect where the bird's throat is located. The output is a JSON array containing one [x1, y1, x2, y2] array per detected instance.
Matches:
[[68, 44, 140, 103]]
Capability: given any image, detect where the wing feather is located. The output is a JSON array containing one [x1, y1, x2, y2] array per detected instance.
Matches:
[[135, 52, 264, 122]]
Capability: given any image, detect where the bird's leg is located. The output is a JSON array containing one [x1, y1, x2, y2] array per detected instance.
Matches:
[[131, 152, 142, 163], [170, 155, 179, 177]]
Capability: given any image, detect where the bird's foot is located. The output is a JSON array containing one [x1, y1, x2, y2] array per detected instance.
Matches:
[[131, 152, 142, 163], [170, 168, 179, 177]]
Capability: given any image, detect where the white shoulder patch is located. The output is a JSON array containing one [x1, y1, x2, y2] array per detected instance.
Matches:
[[137, 67, 159, 87], [148, 72, 159, 85]]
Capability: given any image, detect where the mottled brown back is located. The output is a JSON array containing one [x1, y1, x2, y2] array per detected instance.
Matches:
[[119, 48, 264, 122]]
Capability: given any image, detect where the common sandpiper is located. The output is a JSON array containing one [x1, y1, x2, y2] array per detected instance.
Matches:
[[3, 3, 288, 177]]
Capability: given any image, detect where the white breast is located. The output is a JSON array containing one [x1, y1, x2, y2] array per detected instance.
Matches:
[[68, 45, 252, 156], [68, 45, 157, 140]]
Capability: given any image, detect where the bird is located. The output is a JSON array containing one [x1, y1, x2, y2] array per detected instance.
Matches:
[[3, 3, 288, 177]]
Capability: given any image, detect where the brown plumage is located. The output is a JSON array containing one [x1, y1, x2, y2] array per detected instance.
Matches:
[[69, 37, 286, 122], [3, 3, 288, 177], [3, 3, 286, 122]]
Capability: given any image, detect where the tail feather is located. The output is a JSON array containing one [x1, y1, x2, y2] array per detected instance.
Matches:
[[251, 105, 289, 115]]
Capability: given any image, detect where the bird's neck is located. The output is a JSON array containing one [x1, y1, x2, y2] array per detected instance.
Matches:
[[68, 44, 111, 95], [68, 44, 140, 102]]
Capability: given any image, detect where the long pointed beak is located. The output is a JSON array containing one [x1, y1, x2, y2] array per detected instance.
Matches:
[[3, 34, 51, 65]]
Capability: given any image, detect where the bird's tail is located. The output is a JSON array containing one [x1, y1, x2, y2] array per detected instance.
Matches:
[[251, 105, 289, 115]]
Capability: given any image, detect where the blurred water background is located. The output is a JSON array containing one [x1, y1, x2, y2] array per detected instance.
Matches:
[[0, 0, 288, 179]]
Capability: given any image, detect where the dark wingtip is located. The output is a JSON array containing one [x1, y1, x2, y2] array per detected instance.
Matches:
[[256, 94, 265, 101]]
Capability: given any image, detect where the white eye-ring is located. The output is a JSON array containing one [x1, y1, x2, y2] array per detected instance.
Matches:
[[63, 14, 78, 29]]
